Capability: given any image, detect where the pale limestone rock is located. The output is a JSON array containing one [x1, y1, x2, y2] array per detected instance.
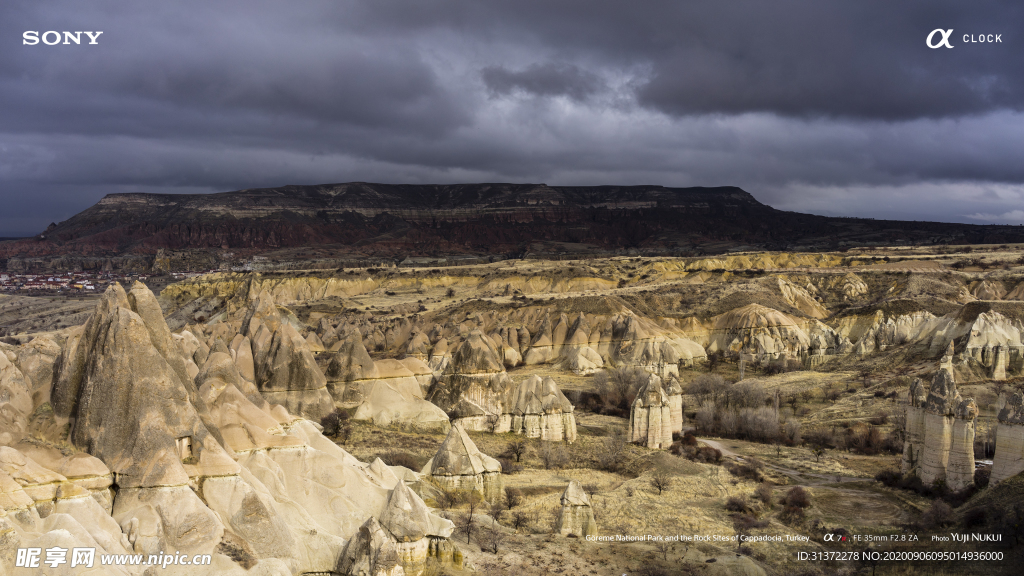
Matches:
[[254, 322, 334, 421], [992, 392, 1024, 485], [321, 336, 448, 431], [336, 517, 406, 576], [555, 480, 597, 538], [628, 374, 675, 449], [502, 375, 577, 443], [993, 345, 1008, 380], [902, 354, 975, 491], [340, 483, 458, 576], [706, 303, 833, 361], [230, 334, 256, 383], [429, 331, 515, 427], [51, 284, 239, 489], [422, 423, 502, 501]]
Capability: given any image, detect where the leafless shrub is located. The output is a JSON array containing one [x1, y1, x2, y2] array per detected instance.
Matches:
[[650, 470, 672, 495], [688, 374, 725, 405], [503, 487, 524, 510], [510, 510, 530, 531], [595, 367, 648, 411], [539, 442, 569, 469], [479, 520, 507, 553], [726, 495, 754, 514], [504, 440, 527, 462], [784, 418, 802, 445], [922, 501, 953, 529], [695, 402, 716, 434]]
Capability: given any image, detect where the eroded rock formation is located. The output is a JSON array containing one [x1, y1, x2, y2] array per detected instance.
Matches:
[[500, 375, 577, 443], [321, 334, 449, 431], [554, 480, 597, 538], [422, 422, 503, 501], [902, 347, 976, 491], [3, 283, 459, 575], [992, 392, 1024, 485], [627, 374, 681, 449]]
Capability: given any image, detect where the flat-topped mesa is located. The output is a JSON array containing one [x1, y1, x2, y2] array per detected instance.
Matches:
[[422, 422, 503, 501], [555, 480, 597, 538], [992, 392, 1024, 485], [500, 375, 577, 443], [902, 355, 976, 491], [627, 374, 679, 449]]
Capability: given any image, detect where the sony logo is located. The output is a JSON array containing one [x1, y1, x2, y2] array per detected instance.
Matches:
[[23, 31, 103, 45]]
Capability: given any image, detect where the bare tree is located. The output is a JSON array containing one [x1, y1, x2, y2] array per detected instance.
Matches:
[[695, 402, 716, 435], [459, 493, 483, 544], [595, 367, 647, 410], [505, 440, 527, 463], [597, 431, 627, 471], [799, 388, 815, 405], [480, 519, 507, 554], [539, 442, 569, 469], [510, 510, 530, 531], [503, 487, 524, 511], [485, 414, 500, 433], [436, 487, 458, 512], [688, 374, 725, 405], [650, 470, 672, 495]]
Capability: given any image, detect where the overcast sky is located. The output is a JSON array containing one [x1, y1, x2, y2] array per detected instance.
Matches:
[[1, 1, 1022, 236]]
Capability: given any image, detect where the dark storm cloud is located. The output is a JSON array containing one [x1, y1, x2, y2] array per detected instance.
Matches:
[[1, 0, 1023, 236], [481, 63, 605, 101]]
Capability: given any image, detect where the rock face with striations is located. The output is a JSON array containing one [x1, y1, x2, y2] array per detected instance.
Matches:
[[320, 334, 449, 431], [554, 480, 597, 538], [31, 282, 459, 575], [627, 374, 680, 449], [992, 392, 1024, 485], [901, 346, 976, 491], [500, 375, 577, 443], [242, 291, 335, 421], [422, 422, 503, 501], [428, 331, 516, 429], [338, 481, 458, 576]]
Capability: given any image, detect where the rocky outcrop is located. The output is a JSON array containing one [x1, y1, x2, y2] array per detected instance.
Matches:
[[22, 283, 457, 574], [555, 480, 597, 538], [338, 482, 458, 576], [500, 375, 577, 443], [706, 304, 844, 362], [428, 331, 516, 425], [321, 335, 449, 431], [902, 347, 976, 491], [422, 423, 503, 501], [627, 374, 679, 449], [991, 392, 1024, 485]]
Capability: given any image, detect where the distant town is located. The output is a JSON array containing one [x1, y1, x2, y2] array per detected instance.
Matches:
[[0, 272, 148, 294]]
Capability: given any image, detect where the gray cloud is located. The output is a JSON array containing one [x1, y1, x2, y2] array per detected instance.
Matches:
[[0, 0, 1022, 236], [482, 63, 605, 100]]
